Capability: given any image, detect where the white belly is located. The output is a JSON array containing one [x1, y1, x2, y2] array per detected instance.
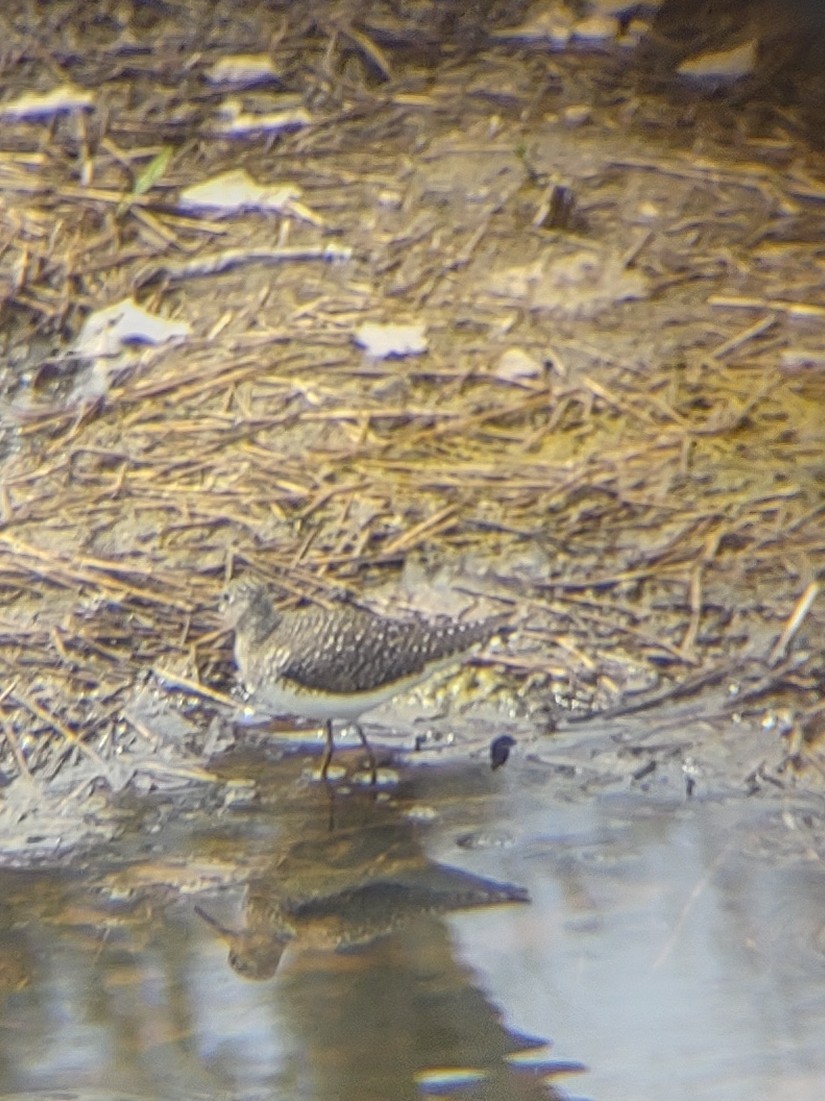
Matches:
[[244, 668, 431, 723]]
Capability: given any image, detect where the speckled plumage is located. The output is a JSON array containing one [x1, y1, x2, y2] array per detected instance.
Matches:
[[222, 578, 505, 778], [226, 579, 501, 712]]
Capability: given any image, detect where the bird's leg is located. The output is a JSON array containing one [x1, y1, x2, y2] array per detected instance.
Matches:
[[354, 723, 378, 784], [320, 719, 335, 780]]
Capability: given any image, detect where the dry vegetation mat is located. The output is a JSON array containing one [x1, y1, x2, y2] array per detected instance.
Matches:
[[0, 0, 824, 806]]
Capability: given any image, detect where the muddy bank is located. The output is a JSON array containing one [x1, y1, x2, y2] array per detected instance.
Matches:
[[0, 0, 823, 858]]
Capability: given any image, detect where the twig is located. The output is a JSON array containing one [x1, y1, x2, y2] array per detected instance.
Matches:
[[151, 667, 238, 707], [135, 245, 353, 287], [10, 688, 109, 775], [768, 582, 820, 666], [653, 843, 734, 969]]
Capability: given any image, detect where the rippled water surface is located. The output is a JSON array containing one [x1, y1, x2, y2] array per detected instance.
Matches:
[[1, 747, 823, 1101]]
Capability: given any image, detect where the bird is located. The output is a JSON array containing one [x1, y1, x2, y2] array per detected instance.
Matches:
[[222, 577, 507, 782]]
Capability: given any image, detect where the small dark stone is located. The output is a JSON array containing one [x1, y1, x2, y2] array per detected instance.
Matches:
[[490, 734, 516, 770], [632, 759, 657, 782]]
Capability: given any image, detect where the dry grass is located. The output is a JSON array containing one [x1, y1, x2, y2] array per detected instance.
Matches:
[[1, 0, 824, 790]]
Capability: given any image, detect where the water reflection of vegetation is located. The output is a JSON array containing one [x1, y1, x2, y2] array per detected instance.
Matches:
[[0, 756, 579, 1099]]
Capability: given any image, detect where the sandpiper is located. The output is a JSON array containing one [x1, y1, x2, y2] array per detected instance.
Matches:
[[222, 577, 506, 781]]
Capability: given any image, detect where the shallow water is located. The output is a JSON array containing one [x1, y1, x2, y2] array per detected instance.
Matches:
[[0, 748, 823, 1101]]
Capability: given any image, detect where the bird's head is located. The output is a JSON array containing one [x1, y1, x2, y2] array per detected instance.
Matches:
[[220, 575, 281, 636]]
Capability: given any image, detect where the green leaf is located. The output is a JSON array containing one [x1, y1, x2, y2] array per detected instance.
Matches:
[[132, 146, 173, 196]]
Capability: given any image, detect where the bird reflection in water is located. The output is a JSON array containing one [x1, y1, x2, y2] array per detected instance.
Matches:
[[195, 862, 528, 981], [192, 779, 583, 1100]]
